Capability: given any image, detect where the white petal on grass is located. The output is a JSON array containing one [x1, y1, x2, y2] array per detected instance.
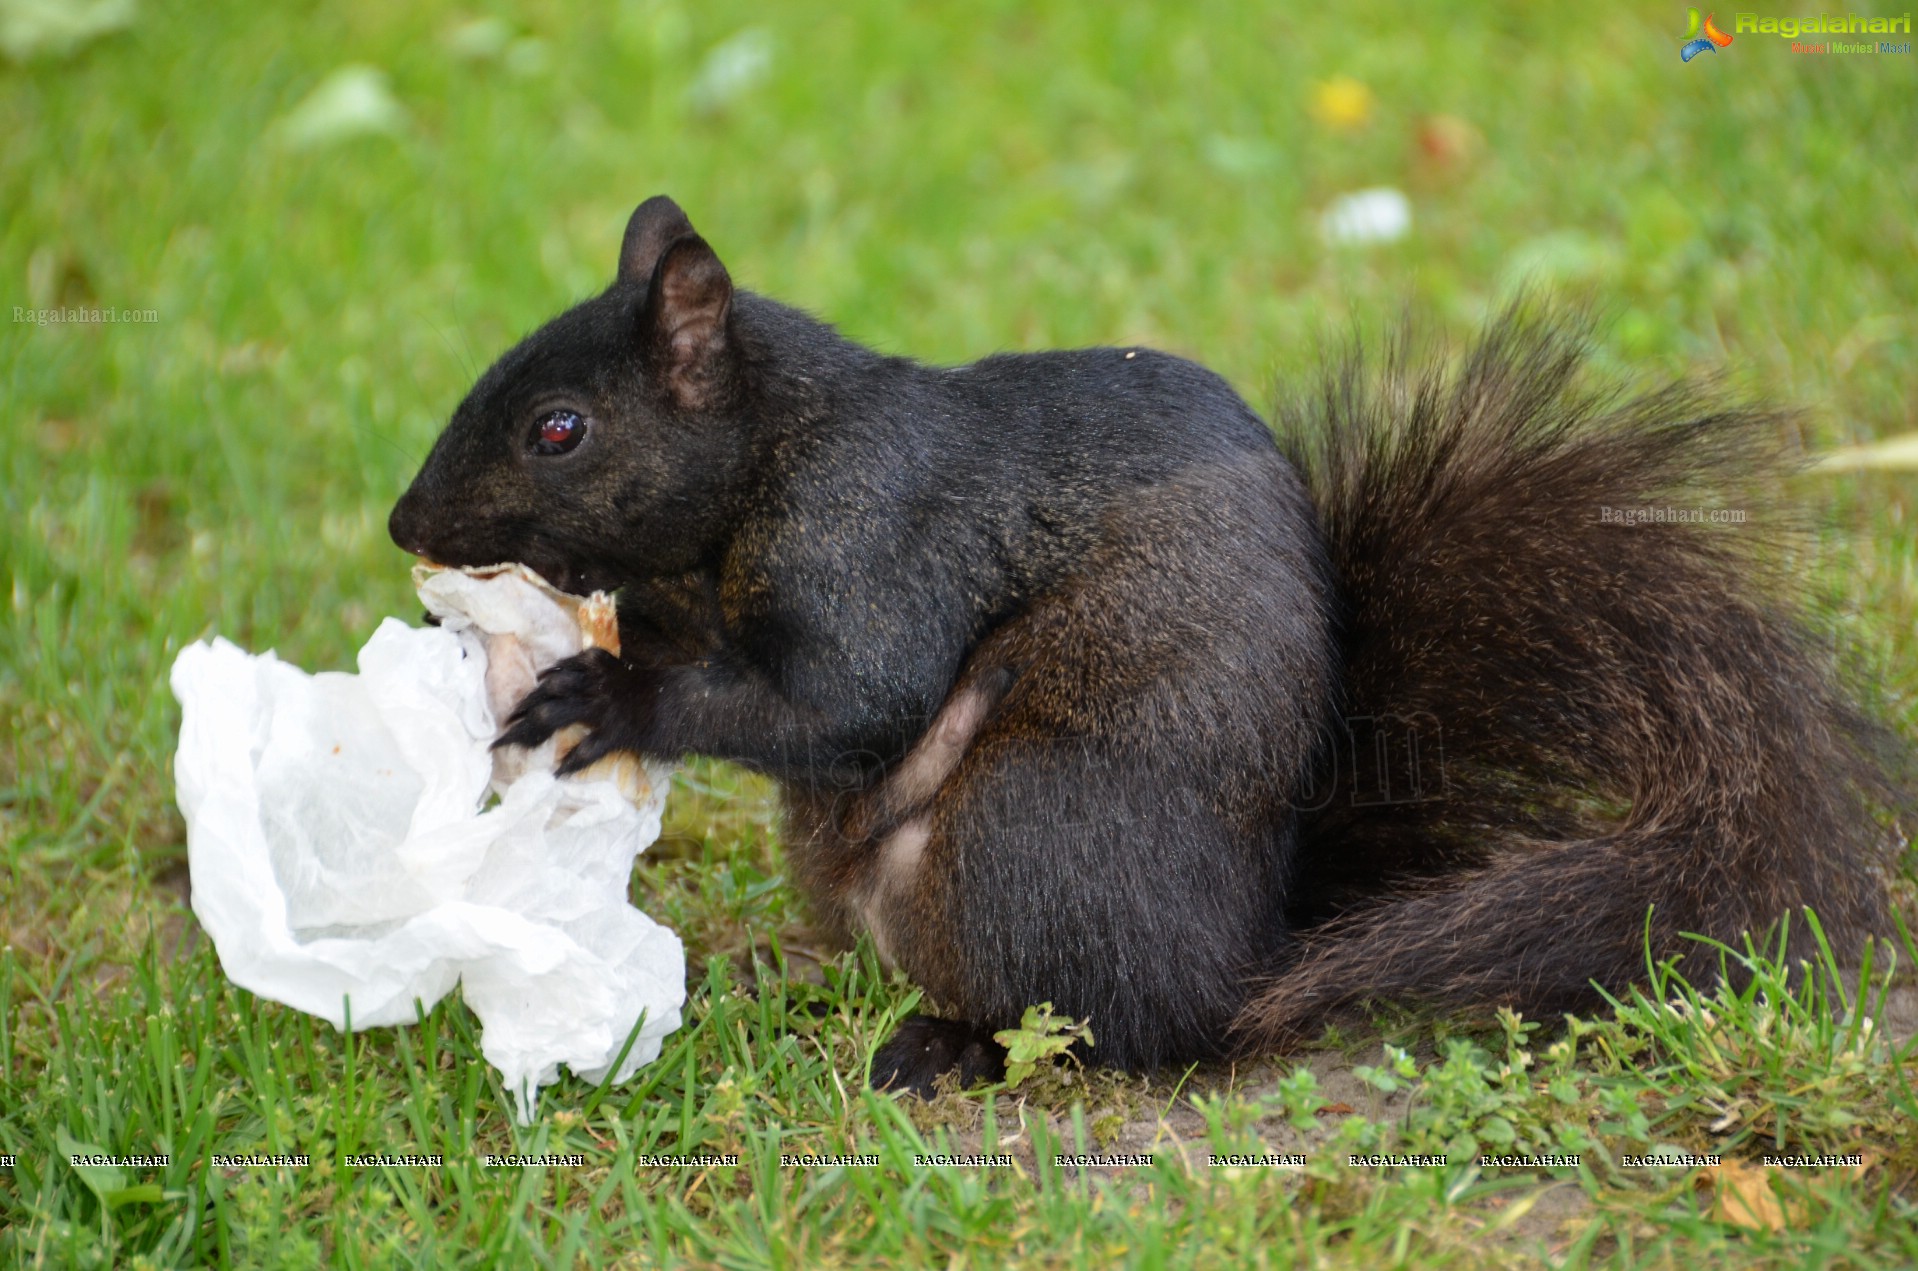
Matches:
[[687, 27, 773, 113], [1813, 433, 1918, 472], [1320, 188, 1411, 246], [275, 65, 409, 150], [0, 0, 134, 61]]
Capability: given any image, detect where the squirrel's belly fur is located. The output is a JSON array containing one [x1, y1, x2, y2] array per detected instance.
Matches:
[[392, 196, 1907, 1096]]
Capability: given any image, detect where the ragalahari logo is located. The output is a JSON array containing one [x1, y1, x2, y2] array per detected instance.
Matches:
[[1681, 9, 1737, 58]]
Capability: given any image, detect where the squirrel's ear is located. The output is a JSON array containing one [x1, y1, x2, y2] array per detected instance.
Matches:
[[618, 195, 695, 285], [642, 234, 733, 411]]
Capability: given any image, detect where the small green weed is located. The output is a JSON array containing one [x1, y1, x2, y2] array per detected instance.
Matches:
[[993, 1003, 1096, 1089]]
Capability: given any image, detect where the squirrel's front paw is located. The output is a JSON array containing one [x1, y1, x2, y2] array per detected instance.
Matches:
[[493, 648, 660, 773]]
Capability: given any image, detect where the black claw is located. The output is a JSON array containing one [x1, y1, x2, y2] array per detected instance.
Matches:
[[496, 701, 548, 747], [490, 717, 543, 753], [554, 730, 612, 776], [871, 1015, 1008, 1098]]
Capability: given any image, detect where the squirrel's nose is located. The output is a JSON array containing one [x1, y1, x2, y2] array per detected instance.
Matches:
[[388, 491, 430, 558]]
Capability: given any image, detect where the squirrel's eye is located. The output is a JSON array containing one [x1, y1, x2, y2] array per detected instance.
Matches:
[[530, 409, 586, 456]]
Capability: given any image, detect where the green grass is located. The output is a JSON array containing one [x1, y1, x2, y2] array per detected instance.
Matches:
[[4, 0, 1916, 1265]]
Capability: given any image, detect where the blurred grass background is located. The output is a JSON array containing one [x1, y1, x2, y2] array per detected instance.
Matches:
[[2, 0, 1915, 1264]]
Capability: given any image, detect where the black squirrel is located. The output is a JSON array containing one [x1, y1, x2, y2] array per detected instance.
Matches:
[[389, 196, 1902, 1095]]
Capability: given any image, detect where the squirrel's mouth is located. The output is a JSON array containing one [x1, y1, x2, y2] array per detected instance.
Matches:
[[396, 527, 621, 598], [420, 559, 613, 600]]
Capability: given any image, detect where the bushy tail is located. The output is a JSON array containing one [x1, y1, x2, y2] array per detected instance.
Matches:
[[1241, 309, 1906, 1046]]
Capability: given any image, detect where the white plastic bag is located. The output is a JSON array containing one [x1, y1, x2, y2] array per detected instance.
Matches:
[[170, 566, 683, 1121]]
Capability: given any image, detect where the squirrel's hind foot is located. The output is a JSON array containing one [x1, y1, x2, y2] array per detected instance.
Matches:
[[870, 1014, 1007, 1098]]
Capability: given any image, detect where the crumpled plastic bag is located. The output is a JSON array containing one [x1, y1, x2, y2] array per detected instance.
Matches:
[[170, 565, 683, 1121]]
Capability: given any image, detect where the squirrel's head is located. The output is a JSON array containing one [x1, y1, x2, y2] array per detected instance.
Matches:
[[389, 195, 748, 595]]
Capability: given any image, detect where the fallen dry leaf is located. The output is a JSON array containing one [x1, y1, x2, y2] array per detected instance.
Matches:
[[1701, 1159, 1788, 1231], [1414, 114, 1483, 169], [1699, 1155, 1873, 1232]]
